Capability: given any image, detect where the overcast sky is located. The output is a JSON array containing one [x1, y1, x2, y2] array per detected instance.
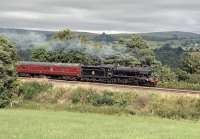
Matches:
[[1, 0, 200, 33]]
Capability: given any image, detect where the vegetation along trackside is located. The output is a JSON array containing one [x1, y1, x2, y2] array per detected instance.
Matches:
[[11, 81, 200, 120]]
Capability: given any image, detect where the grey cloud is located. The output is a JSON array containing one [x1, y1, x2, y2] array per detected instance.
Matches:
[[0, 0, 200, 33]]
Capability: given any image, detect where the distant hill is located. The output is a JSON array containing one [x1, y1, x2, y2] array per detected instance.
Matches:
[[112, 31, 200, 41], [1, 27, 200, 49], [140, 31, 200, 41]]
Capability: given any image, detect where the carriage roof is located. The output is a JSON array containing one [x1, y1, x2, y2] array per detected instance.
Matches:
[[18, 61, 81, 67]]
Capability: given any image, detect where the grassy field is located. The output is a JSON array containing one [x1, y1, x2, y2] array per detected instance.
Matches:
[[1, 109, 200, 139]]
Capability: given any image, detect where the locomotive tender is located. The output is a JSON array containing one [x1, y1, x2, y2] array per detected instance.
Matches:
[[16, 61, 158, 86]]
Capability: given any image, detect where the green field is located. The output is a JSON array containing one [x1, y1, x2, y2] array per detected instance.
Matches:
[[1, 109, 200, 139]]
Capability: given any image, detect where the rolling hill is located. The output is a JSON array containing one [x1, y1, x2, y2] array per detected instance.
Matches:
[[0, 27, 200, 49]]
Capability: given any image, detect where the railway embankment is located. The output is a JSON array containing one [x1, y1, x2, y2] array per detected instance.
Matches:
[[13, 77, 200, 120], [19, 77, 200, 95]]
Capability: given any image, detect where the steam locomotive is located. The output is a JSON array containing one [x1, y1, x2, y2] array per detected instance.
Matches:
[[16, 61, 158, 86]]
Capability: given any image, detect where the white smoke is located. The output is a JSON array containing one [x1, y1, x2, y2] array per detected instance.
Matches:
[[44, 38, 136, 61], [0, 31, 139, 63], [0, 32, 47, 49]]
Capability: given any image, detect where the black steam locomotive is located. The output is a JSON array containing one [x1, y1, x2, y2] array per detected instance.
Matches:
[[81, 65, 158, 86]]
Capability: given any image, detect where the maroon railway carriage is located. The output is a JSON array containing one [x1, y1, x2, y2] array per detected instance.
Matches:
[[16, 61, 81, 80]]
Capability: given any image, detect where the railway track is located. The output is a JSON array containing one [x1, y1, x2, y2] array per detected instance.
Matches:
[[19, 77, 200, 95]]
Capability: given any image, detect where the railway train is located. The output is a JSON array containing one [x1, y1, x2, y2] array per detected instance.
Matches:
[[16, 61, 159, 86]]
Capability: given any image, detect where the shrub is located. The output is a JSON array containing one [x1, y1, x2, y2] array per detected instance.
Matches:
[[70, 88, 114, 106], [70, 88, 97, 104], [20, 82, 52, 99], [186, 74, 200, 84], [0, 36, 17, 108], [93, 91, 114, 106], [175, 69, 189, 81]]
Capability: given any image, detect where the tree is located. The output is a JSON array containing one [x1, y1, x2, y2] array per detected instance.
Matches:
[[0, 36, 17, 107], [139, 49, 157, 66], [125, 35, 157, 66], [153, 65, 177, 82], [126, 35, 149, 49], [154, 46, 184, 68], [54, 29, 73, 41], [175, 68, 189, 81], [31, 48, 48, 62], [182, 53, 200, 74]]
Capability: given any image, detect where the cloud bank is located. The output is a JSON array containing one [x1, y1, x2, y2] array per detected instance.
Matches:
[[0, 0, 200, 33]]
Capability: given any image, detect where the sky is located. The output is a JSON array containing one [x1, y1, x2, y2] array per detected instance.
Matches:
[[1, 0, 200, 33]]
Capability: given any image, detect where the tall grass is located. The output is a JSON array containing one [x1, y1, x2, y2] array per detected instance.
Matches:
[[16, 82, 200, 120], [158, 81, 200, 90], [19, 82, 53, 99]]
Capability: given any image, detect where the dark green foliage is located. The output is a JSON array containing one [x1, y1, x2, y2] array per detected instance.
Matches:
[[17, 48, 32, 61], [175, 69, 189, 81], [154, 45, 184, 68], [186, 74, 200, 84], [182, 52, 200, 74], [0, 36, 17, 108], [32, 48, 49, 62], [153, 65, 177, 82], [92, 92, 114, 106], [31, 48, 97, 64], [154, 46, 200, 84]]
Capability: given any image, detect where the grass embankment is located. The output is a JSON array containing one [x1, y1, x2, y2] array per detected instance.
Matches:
[[12, 81, 200, 120], [1, 109, 200, 139], [158, 81, 200, 90]]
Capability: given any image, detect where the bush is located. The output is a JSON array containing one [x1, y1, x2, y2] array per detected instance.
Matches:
[[186, 74, 200, 84], [70, 88, 97, 104], [154, 65, 177, 82], [0, 36, 17, 108], [70, 88, 114, 106], [20, 82, 52, 99], [175, 69, 189, 81], [92, 91, 114, 106]]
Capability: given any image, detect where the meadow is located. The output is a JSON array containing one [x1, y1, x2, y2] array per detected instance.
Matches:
[[1, 109, 200, 139]]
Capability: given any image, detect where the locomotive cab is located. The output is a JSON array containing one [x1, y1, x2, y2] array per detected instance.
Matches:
[[81, 65, 113, 83]]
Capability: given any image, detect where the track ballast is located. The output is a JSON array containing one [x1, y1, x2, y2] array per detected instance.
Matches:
[[19, 77, 200, 95]]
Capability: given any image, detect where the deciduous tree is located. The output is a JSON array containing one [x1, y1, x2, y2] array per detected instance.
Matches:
[[0, 36, 17, 107]]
